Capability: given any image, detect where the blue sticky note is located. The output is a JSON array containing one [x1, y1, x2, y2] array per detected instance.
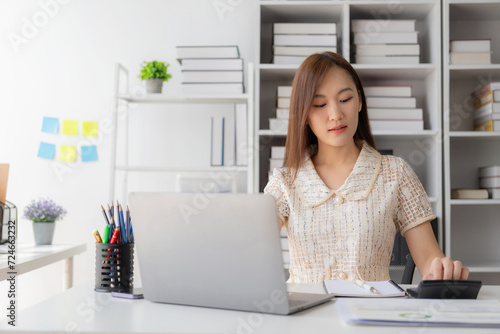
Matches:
[[41, 117, 59, 134], [37, 142, 56, 160], [81, 145, 98, 162]]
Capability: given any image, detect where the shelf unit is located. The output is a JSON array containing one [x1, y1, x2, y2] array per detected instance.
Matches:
[[443, 0, 500, 281], [255, 1, 443, 247], [109, 63, 255, 202]]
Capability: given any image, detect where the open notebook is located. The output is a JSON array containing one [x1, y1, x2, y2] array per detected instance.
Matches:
[[324, 280, 406, 298]]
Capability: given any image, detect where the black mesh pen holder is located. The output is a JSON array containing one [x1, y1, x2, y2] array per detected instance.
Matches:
[[94, 243, 134, 292]]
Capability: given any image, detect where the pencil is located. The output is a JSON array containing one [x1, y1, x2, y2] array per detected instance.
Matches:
[[118, 204, 127, 243], [101, 205, 110, 226], [107, 204, 113, 221], [126, 206, 130, 244]]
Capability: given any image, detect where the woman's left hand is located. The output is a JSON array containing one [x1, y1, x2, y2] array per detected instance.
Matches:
[[422, 257, 469, 280]]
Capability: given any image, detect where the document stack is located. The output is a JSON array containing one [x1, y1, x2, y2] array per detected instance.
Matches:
[[479, 166, 500, 199], [272, 23, 337, 65], [269, 145, 285, 176], [352, 20, 420, 64], [450, 39, 491, 65], [472, 82, 500, 131], [365, 86, 424, 131], [269, 85, 291, 133], [176, 45, 244, 94]]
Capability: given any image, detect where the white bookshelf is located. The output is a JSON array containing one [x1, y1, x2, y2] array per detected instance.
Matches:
[[110, 63, 255, 202], [255, 1, 443, 248], [443, 1, 500, 280]]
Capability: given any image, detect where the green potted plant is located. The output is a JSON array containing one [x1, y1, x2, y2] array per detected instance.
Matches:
[[139, 60, 172, 94], [23, 198, 67, 245]]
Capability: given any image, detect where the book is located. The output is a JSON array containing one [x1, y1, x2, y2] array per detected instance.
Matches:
[[269, 118, 289, 132], [181, 83, 244, 94], [274, 45, 337, 56], [274, 34, 336, 47], [474, 119, 500, 132], [364, 86, 412, 97], [355, 55, 419, 65], [277, 86, 292, 97], [370, 120, 423, 131], [176, 45, 240, 60], [474, 102, 500, 119], [449, 51, 491, 65], [366, 96, 417, 109], [234, 103, 248, 166], [450, 39, 491, 53], [277, 97, 291, 108], [479, 176, 500, 189], [473, 82, 500, 98], [367, 108, 423, 120], [474, 113, 500, 126], [323, 279, 406, 298], [273, 23, 336, 35], [474, 90, 500, 109], [479, 166, 500, 178], [355, 44, 420, 57], [451, 189, 489, 199], [179, 58, 243, 71], [181, 71, 243, 83], [276, 108, 289, 119], [271, 146, 286, 159], [353, 32, 418, 44], [273, 55, 307, 65], [210, 116, 224, 166], [351, 19, 416, 33], [223, 113, 235, 166]]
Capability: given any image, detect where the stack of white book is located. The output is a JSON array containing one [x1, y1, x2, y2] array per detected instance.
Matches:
[[269, 86, 291, 132], [269, 146, 285, 174], [365, 86, 424, 131], [479, 166, 500, 199], [176, 45, 244, 94], [352, 19, 420, 64], [273, 23, 337, 65], [472, 82, 500, 132], [450, 39, 491, 65]]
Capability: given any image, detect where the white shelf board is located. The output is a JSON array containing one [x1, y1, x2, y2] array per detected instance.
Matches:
[[466, 261, 500, 273], [372, 130, 439, 138], [118, 94, 250, 104], [450, 199, 500, 205], [115, 165, 248, 173], [449, 131, 500, 138]]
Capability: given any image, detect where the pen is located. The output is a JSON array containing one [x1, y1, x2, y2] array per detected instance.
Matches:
[[110, 226, 120, 244], [103, 224, 110, 244], [93, 229, 103, 243], [354, 280, 379, 294]]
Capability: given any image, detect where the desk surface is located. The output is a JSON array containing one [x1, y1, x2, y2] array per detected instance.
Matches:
[[0, 243, 87, 281], [1, 281, 500, 333]]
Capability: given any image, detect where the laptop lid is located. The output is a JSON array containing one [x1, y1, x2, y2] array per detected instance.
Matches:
[[128, 192, 292, 314]]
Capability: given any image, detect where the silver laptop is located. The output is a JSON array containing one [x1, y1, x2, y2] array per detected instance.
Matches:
[[128, 192, 334, 315]]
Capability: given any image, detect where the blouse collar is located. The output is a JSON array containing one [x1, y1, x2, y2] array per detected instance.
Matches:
[[294, 142, 381, 208]]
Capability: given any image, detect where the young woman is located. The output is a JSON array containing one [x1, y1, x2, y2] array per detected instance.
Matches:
[[264, 52, 469, 283]]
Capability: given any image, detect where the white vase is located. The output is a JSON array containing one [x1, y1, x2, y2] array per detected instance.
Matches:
[[145, 79, 163, 94], [32, 222, 55, 245]]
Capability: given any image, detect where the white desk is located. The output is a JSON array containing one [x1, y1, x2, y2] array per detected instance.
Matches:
[[0, 243, 87, 289], [1, 281, 499, 333]]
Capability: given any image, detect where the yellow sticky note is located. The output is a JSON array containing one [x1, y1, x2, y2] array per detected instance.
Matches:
[[62, 120, 79, 136], [82, 121, 98, 137], [59, 145, 77, 162]]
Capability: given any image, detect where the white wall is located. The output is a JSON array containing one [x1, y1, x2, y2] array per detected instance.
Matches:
[[0, 0, 256, 311]]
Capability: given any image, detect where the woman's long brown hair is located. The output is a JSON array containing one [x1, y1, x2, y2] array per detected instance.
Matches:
[[283, 52, 375, 182]]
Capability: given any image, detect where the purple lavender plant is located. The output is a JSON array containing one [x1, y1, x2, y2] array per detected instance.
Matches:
[[23, 198, 67, 222]]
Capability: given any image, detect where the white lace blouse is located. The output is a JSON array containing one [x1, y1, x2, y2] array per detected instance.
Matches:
[[264, 143, 435, 283]]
